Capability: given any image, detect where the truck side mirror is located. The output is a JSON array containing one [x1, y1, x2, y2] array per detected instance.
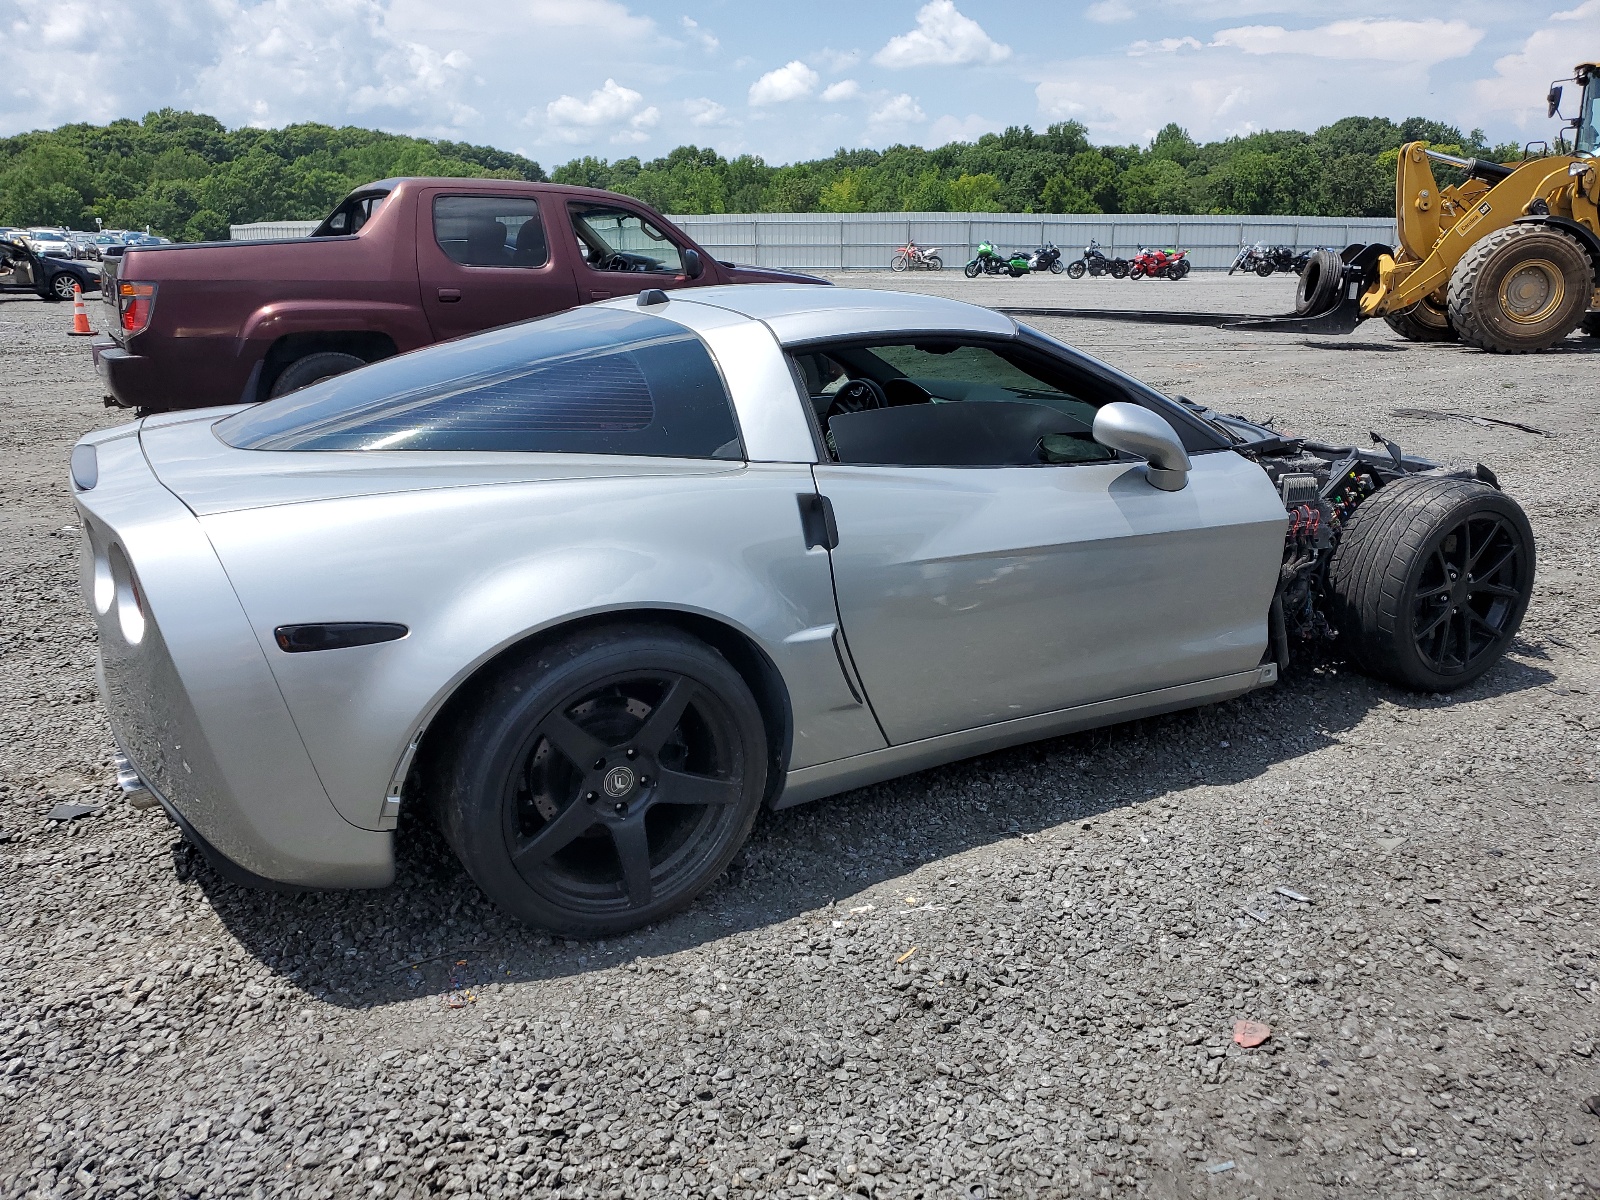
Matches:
[[1549, 85, 1564, 119], [682, 248, 704, 280]]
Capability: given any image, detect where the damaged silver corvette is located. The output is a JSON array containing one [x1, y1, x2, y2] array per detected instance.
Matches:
[[71, 286, 1534, 934]]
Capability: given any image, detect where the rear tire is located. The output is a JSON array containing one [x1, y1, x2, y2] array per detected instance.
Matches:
[[1327, 476, 1534, 692], [926, 255, 943, 272], [431, 624, 767, 936], [268, 351, 366, 398], [1295, 250, 1343, 315], [1255, 262, 1274, 277], [1383, 295, 1458, 343], [1447, 224, 1592, 353]]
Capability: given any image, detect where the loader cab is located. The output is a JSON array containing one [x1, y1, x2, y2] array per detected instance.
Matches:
[[1576, 65, 1600, 155]]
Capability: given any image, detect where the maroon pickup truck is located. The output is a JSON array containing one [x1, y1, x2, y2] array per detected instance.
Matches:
[[94, 177, 823, 413]]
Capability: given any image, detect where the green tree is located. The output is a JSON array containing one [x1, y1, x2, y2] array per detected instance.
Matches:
[[947, 172, 1004, 212], [1040, 173, 1100, 213]]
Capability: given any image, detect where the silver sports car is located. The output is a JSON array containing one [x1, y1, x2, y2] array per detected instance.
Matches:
[[72, 286, 1533, 935]]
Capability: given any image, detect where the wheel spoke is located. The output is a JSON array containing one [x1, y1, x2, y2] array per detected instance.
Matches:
[[540, 712, 609, 770], [633, 678, 692, 755], [1415, 605, 1453, 642], [512, 799, 598, 868], [653, 767, 740, 807], [609, 818, 654, 907], [1468, 582, 1521, 600], [1472, 546, 1517, 583], [1415, 581, 1453, 601], [1466, 520, 1505, 571]]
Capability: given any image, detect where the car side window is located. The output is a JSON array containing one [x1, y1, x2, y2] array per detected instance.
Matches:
[[315, 193, 387, 237], [217, 307, 743, 460], [568, 203, 684, 274], [789, 340, 1122, 468], [433, 195, 549, 268]]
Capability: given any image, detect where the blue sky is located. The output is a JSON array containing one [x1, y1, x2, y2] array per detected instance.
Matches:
[[2, 0, 1594, 164]]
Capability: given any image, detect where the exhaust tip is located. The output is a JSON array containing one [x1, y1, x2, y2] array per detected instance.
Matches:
[[112, 751, 159, 810]]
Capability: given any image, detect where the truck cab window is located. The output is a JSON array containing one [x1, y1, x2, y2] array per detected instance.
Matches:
[[433, 196, 549, 267], [313, 193, 388, 237], [568, 203, 684, 274]]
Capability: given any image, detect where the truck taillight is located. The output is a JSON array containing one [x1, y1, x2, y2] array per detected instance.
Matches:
[[118, 281, 156, 334]]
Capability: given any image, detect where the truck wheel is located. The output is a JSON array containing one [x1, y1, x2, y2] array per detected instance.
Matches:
[[1447, 225, 1591, 353], [1327, 476, 1533, 692], [1294, 250, 1343, 316], [1383, 296, 1457, 343], [430, 624, 767, 936], [268, 351, 367, 398]]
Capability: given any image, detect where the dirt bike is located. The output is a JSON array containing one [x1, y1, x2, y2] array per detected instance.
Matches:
[[1129, 246, 1191, 280], [890, 242, 944, 272], [1064, 239, 1127, 279]]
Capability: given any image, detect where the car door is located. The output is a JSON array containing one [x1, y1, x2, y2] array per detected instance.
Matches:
[[563, 200, 700, 303], [799, 338, 1286, 746], [416, 190, 580, 341]]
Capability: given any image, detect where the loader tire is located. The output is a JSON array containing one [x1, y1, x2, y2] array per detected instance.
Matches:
[[1446, 224, 1592, 353], [1327, 476, 1533, 693], [1294, 249, 1343, 316], [1382, 296, 1457, 343]]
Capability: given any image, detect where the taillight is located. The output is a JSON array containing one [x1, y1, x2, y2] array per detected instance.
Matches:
[[118, 281, 156, 335]]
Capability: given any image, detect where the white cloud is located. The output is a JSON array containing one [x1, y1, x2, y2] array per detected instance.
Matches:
[[1212, 18, 1482, 66], [680, 15, 718, 52], [684, 97, 735, 127], [929, 113, 1000, 143], [1086, 0, 1136, 22], [816, 48, 862, 73], [821, 80, 861, 102], [544, 79, 658, 143], [869, 93, 927, 126], [748, 60, 819, 105], [1473, 2, 1600, 131], [1129, 36, 1202, 56], [873, 1, 1011, 69]]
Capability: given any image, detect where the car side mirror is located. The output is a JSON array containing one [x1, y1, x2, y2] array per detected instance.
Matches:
[[1092, 402, 1191, 491], [682, 248, 704, 280], [1549, 85, 1564, 119]]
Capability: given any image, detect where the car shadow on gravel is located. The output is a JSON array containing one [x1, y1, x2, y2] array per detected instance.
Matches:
[[185, 653, 1553, 1009]]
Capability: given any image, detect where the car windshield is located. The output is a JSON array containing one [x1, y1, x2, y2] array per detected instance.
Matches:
[[33, 232, 64, 241]]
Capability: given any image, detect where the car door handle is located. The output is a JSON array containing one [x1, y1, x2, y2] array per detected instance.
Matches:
[[796, 493, 838, 550], [436, 288, 461, 302], [590, 289, 613, 300]]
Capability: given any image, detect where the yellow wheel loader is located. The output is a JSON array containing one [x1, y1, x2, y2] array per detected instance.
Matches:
[[1269, 62, 1600, 353]]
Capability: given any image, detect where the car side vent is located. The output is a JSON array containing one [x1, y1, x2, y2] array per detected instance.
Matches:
[[273, 622, 408, 653]]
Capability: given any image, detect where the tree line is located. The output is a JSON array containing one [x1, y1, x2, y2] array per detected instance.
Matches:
[[0, 107, 1522, 240]]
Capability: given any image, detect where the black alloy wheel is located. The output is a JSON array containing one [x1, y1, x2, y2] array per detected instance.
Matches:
[[1408, 511, 1528, 678], [1328, 476, 1534, 692], [434, 625, 767, 936]]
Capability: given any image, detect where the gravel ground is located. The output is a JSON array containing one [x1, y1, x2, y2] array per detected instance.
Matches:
[[2, 275, 1598, 1200]]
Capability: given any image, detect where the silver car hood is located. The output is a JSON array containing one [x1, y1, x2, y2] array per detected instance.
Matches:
[[138, 411, 741, 516]]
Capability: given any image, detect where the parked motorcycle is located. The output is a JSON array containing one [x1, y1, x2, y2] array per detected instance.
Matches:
[[1229, 242, 1297, 277], [964, 241, 1031, 278], [1025, 242, 1065, 274], [1129, 246, 1191, 280], [890, 241, 944, 272], [1064, 238, 1128, 279]]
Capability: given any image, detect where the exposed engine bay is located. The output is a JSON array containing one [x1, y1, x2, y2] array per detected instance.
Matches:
[[1178, 398, 1501, 669]]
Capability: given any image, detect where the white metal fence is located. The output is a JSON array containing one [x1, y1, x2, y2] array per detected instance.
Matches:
[[234, 211, 1396, 272], [670, 212, 1396, 273]]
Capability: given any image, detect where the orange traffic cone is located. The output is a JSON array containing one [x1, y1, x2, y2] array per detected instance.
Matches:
[[67, 283, 97, 337]]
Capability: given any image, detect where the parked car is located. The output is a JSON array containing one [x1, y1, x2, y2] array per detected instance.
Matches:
[[74, 286, 1533, 934], [26, 229, 73, 258], [0, 236, 99, 299], [93, 177, 823, 413], [81, 234, 123, 261]]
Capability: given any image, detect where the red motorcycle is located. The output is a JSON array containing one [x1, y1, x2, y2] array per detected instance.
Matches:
[[1129, 246, 1191, 280]]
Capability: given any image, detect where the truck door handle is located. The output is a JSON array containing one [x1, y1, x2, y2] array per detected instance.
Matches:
[[796, 493, 838, 550], [436, 288, 461, 302]]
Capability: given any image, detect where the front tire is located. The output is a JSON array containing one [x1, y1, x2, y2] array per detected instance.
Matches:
[[432, 625, 768, 936], [1048, 259, 1064, 274], [964, 260, 982, 279], [1327, 477, 1533, 692], [1255, 262, 1274, 277], [1383, 295, 1457, 343], [50, 273, 80, 300], [890, 253, 909, 273], [1065, 261, 1086, 279], [268, 351, 367, 398], [1447, 224, 1592, 353]]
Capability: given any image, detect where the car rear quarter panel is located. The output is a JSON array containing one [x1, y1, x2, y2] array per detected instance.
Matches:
[[74, 431, 393, 886], [196, 461, 885, 830]]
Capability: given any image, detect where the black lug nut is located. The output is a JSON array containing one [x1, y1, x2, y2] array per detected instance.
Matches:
[[613, 801, 628, 815]]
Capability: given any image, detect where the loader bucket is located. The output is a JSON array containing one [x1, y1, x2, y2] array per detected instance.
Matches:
[[1223, 244, 1390, 335]]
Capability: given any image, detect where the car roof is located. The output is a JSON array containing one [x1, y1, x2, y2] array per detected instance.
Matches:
[[664, 284, 1017, 345]]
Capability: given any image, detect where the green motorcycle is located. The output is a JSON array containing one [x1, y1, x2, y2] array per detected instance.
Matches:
[[964, 241, 1032, 278]]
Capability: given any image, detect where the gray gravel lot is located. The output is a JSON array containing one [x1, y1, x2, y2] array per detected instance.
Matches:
[[2, 274, 1598, 1200]]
